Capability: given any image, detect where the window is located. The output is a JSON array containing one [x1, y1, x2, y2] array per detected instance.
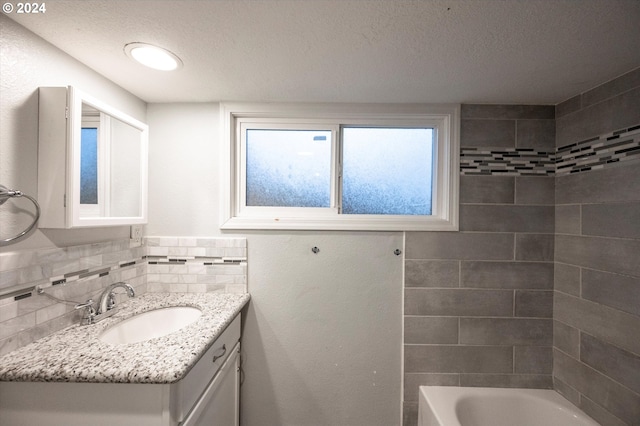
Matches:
[[79, 109, 109, 217], [221, 103, 459, 231]]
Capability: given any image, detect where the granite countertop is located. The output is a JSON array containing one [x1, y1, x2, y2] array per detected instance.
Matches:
[[0, 292, 250, 384]]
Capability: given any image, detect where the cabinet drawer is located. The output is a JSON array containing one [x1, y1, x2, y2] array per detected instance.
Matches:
[[172, 315, 241, 423]]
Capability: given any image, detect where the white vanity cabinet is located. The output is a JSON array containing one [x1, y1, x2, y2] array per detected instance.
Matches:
[[0, 315, 241, 426], [182, 340, 240, 425]]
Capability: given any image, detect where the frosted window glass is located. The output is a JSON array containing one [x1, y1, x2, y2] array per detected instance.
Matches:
[[342, 127, 433, 215], [246, 129, 332, 207], [80, 127, 98, 204]]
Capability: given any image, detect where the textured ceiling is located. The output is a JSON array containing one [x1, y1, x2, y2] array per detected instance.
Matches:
[[7, 0, 640, 104]]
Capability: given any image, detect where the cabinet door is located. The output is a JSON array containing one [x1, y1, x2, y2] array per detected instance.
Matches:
[[182, 342, 240, 426]]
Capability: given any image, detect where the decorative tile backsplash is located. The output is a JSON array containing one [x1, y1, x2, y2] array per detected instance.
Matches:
[[146, 237, 247, 294], [461, 125, 640, 176], [0, 239, 146, 355], [0, 236, 247, 356]]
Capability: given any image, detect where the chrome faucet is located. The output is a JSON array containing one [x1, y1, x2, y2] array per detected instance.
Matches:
[[98, 282, 135, 315], [73, 282, 135, 325]]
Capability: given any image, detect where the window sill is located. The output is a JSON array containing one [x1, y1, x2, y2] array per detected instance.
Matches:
[[220, 214, 459, 232]]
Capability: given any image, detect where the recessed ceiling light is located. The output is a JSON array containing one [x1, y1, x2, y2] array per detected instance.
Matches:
[[124, 42, 183, 71]]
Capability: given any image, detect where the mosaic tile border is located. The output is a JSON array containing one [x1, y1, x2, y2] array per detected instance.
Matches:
[[460, 148, 555, 176], [147, 256, 245, 265], [555, 125, 640, 175], [47, 257, 146, 289], [460, 125, 640, 176]]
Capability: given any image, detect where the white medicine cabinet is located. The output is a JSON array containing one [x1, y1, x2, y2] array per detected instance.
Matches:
[[38, 86, 148, 228]]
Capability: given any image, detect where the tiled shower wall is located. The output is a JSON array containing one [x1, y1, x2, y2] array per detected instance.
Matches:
[[403, 104, 557, 424], [553, 69, 640, 426], [403, 68, 640, 426], [0, 237, 247, 357]]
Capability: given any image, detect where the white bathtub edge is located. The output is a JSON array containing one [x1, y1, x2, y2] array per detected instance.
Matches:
[[417, 386, 600, 426]]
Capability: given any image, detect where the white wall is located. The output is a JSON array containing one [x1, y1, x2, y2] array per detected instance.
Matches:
[[147, 103, 404, 425], [146, 103, 222, 237], [242, 232, 403, 426], [0, 15, 146, 251]]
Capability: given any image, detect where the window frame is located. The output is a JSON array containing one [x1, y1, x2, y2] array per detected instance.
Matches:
[[220, 102, 460, 231]]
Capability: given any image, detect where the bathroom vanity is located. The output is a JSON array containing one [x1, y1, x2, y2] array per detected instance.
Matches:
[[0, 292, 249, 425]]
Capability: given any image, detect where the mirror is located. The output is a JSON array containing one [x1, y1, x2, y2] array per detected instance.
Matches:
[[79, 104, 144, 219], [38, 86, 148, 228]]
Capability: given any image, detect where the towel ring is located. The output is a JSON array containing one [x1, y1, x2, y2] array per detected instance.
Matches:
[[0, 184, 41, 243]]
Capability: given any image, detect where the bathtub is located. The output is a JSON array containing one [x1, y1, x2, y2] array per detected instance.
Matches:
[[418, 386, 600, 426]]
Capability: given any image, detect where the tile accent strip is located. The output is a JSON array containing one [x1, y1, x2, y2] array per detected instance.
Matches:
[[555, 125, 640, 175], [460, 125, 640, 176], [47, 262, 142, 288], [461, 148, 555, 176]]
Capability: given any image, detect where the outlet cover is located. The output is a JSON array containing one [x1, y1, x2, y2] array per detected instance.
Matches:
[[130, 225, 143, 244]]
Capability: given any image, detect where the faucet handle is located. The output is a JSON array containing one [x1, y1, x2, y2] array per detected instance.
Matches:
[[74, 299, 94, 310], [74, 299, 96, 325]]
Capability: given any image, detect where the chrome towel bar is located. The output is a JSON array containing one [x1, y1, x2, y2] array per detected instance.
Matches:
[[0, 184, 41, 243]]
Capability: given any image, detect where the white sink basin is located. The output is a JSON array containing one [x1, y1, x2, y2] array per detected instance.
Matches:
[[99, 306, 202, 345]]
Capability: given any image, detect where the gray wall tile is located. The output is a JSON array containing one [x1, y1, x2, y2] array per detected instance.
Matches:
[[459, 318, 552, 346], [555, 163, 640, 204], [555, 205, 581, 235], [404, 260, 459, 288], [402, 402, 417, 426], [403, 373, 459, 402], [515, 234, 554, 261], [460, 175, 514, 204], [553, 320, 580, 358], [580, 333, 640, 395], [612, 90, 640, 132], [579, 395, 629, 426], [460, 205, 554, 232], [405, 232, 514, 260], [460, 374, 552, 389], [461, 104, 555, 120], [404, 345, 513, 373], [555, 234, 640, 277], [515, 176, 555, 205], [555, 95, 582, 118], [516, 119, 556, 150], [405, 288, 513, 316], [404, 317, 458, 344], [556, 86, 640, 146], [461, 119, 515, 148], [582, 201, 640, 239], [554, 349, 640, 425], [554, 292, 640, 355], [461, 261, 553, 289], [582, 269, 640, 316], [515, 290, 553, 318], [581, 68, 640, 109], [554, 263, 581, 296], [553, 376, 581, 407], [514, 346, 553, 374]]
